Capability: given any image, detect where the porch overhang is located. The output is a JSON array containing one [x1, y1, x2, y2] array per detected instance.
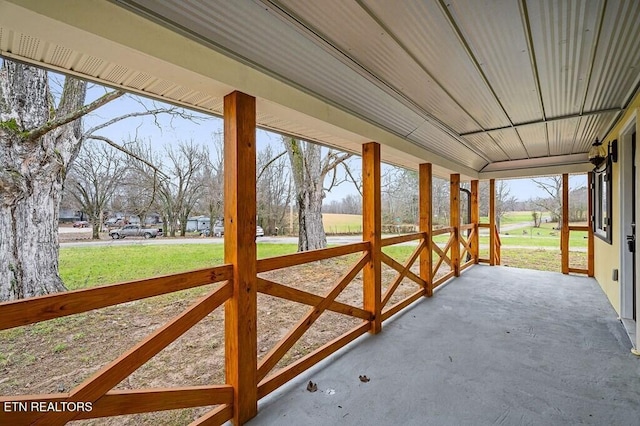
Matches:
[[1, 0, 638, 179]]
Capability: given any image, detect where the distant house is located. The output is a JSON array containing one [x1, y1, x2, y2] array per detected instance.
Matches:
[[186, 216, 210, 232], [59, 209, 82, 223]]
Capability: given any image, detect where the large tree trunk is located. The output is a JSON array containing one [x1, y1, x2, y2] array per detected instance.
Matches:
[[284, 138, 326, 251], [0, 62, 87, 301]]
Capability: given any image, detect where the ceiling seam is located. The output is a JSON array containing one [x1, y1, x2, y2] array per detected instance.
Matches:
[[569, 0, 607, 154], [260, 0, 492, 164], [436, 0, 529, 160], [518, 0, 549, 156], [353, 0, 510, 162], [459, 107, 622, 136]]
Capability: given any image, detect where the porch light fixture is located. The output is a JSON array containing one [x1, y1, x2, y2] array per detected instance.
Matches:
[[588, 138, 607, 168], [588, 138, 617, 171]]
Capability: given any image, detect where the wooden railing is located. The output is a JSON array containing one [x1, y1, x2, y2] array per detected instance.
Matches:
[[459, 223, 478, 272], [478, 223, 501, 266], [255, 242, 371, 399], [0, 266, 235, 425], [380, 232, 428, 321], [432, 227, 456, 288], [0, 233, 478, 424], [565, 225, 590, 275]]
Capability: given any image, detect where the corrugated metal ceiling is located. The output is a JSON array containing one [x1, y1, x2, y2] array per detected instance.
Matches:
[[2, 0, 638, 176]]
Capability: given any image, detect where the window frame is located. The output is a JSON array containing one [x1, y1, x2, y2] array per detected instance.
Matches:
[[591, 159, 612, 244]]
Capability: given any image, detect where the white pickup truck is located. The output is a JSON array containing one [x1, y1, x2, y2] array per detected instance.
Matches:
[[109, 224, 160, 239]]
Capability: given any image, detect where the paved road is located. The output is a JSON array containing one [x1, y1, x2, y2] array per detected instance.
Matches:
[[60, 234, 585, 251]]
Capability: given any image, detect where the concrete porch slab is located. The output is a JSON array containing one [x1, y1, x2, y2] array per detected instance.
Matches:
[[249, 265, 640, 425]]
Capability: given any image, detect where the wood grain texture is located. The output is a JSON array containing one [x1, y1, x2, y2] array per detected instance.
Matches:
[[0, 265, 232, 331], [380, 251, 426, 288], [471, 180, 480, 263], [561, 173, 570, 274], [420, 163, 433, 296], [190, 404, 233, 426], [257, 253, 369, 381], [257, 278, 371, 320], [257, 322, 370, 399], [223, 91, 258, 424], [432, 227, 453, 236], [381, 240, 425, 308], [362, 142, 382, 333], [490, 179, 496, 266], [31, 283, 232, 425], [380, 232, 424, 247], [257, 242, 368, 272]]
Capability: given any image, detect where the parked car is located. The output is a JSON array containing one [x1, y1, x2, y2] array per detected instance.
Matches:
[[109, 224, 160, 239], [72, 221, 89, 228], [205, 222, 265, 238]]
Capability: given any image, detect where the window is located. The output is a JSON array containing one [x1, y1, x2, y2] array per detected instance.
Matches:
[[591, 159, 612, 244]]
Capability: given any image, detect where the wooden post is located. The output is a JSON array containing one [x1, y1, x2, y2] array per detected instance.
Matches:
[[420, 163, 433, 296], [471, 180, 479, 263], [587, 172, 594, 277], [450, 174, 460, 276], [363, 142, 381, 334], [561, 173, 570, 274], [489, 179, 496, 266], [224, 91, 258, 424]]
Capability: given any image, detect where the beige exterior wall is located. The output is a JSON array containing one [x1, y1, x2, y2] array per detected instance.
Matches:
[[594, 91, 640, 314]]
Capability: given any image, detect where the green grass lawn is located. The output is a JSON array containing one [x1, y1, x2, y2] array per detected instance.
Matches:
[[60, 244, 298, 290]]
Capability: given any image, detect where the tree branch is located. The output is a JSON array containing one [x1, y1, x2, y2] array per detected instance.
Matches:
[[25, 90, 125, 142], [87, 135, 169, 179], [257, 150, 287, 181]]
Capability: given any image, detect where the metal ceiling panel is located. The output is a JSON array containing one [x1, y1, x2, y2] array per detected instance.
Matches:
[[408, 122, 487, 170], [573, 111, 620, 153], [274, 0, 482, 134], [547, 117, 580, 156], [583, 0, 640, 110], [126, 0, 427, 139], [445, 0, 542, 125], [461, 133, 509, 162], [515, 123, 548, 158], [487, 128, 529, 160], [526, 0, 602, 118], [360, 0, 508, 131]]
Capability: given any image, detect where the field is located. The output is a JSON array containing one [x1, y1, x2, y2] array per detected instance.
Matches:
[[322, 213, 362, 234]]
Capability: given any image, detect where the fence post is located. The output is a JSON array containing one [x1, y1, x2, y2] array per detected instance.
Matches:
[[489, 179, 496, 266], [471, 180, 479, 264], [561, 173, 570, 274], [363, 142, 382, 333], [450, 174, 460, 276], [224, 91, 258, 424], [420, 163, 433, 296]]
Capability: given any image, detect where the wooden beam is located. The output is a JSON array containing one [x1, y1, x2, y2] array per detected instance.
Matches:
[[362, 142, 382, 333], [223, 91, 258, 424], [489, 179, 496, 266], [470, 180, 479, 263], [587, 172, 595, 277], [450, 174, 461, 276], [561, 173, 570, 274], [0, 266, 232, 331], [257, 242, 368, 273], [420, 163, 433, 296]]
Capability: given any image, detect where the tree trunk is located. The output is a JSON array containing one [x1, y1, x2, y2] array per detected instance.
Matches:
[[1, 61, 87, 301], [284, 138, 326, 251]]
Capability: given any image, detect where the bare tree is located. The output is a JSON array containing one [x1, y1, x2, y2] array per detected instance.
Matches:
[[257, 144, 291, 236], [283, 137, 352, 251], [0, 59, 203, 301], [159, 141, 207, 236], [479, 180, 516, 232], [531, 177, 563, 228], [199, 133, 225, 235], [64, 141, 127, 238]]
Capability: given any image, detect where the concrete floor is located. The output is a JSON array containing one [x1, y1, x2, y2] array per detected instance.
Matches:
[[249, 265, 640, 425]]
